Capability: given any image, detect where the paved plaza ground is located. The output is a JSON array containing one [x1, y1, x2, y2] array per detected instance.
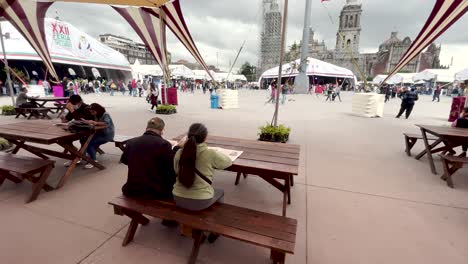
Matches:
[[1, 90, 468, 264]]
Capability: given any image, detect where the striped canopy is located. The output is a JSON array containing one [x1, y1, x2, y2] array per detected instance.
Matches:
[[383, 0, 468, 84], [44, 0, 171, 7], [113, 6, 170, 80], [147, 0, 214, 80], [0, 0, 59, 80]]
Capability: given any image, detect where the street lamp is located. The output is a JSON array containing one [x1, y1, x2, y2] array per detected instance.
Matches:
[[0, 20, 15, 105]]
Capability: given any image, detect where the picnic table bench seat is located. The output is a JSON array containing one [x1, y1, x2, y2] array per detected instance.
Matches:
[[15, 107, 51, 120], [109, 195, 297, 264], [404, 132, 437, 156], [439, 154, 468, 188], [0, 152, 55, 203]]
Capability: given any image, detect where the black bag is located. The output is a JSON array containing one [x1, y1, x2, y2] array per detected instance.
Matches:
[[67, 120, 94, 133]]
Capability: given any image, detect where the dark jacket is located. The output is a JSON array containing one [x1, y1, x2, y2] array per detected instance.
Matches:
[[121, 131, 179, 200], [65, 102, 93, 121], [402, 91, 419, 105]]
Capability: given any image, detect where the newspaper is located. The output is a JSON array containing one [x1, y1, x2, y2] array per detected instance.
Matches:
[[208, 147, 243, 162]]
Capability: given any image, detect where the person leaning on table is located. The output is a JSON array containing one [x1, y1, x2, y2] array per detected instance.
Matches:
[[61, 94, 93, 122]]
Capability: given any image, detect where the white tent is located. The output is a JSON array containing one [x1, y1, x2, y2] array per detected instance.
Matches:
[[0, 19, 131, 72], [373, 73, 416, 84], [214, 72, 247, 82], [413, 69, 456, 83], [455, 68, 468, 81], [259, 57, 356, 82], [169, 64, 194, 78]]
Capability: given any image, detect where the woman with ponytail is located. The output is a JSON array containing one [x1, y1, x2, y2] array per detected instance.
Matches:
[[172, 123, 232, 211]]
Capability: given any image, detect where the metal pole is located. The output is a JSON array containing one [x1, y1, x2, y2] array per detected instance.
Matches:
[[0, 23, 15, 106], [272, 0, 288, 127], [294, 0, 312, 94]]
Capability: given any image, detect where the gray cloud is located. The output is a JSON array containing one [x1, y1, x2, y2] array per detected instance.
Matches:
[[50, 0, 468, 71]]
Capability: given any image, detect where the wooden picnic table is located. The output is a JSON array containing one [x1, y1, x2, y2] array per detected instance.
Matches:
[[416, 124, 468, 174], [0, 120, 105, 188], [173, 135, 300, 216], [29, 97, 69, 117]]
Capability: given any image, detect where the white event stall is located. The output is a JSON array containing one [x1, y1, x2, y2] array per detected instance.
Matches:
[[413, 69, 456, 83], [455, 68, 468, 81], [259, 57, 357, 84], [0, 19, 132, 80]]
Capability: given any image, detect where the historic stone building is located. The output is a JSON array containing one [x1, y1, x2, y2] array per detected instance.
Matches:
[[306, 0, 442, 79]]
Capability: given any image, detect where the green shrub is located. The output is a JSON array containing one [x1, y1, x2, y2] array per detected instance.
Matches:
[[156, 104, 177, 115], [258, 123, 291, 143], [0, 137, 11, 151], [1, 105, 15, 116]]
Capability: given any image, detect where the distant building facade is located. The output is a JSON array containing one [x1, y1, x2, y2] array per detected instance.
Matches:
[[99, 34, 170, 65], [305, 0, 443, 79]]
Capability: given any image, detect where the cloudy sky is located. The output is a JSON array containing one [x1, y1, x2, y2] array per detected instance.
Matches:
[[50, 0, 468, 72]]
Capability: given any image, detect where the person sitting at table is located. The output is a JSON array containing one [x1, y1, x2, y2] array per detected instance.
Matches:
[[452, 107, 468, 156], [121, 117, 186, 201], [62, 95, 93, 122], [15, 87, 38, 108], [80, 103, 115, 169], [173, 123, 232, 211]]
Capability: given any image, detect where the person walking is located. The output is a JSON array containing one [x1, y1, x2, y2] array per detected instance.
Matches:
[[110, 80, 117, 96], [396, 87, 419, 119], [119, 80, 126, 96], [281, 84, 288, 104], [325, 84, 333, 102], [43, 79, 51, 96], [384, 86, 392, 103], [334, 85, 342, 102], [137, 80, 143, 97], [149, 82, 159, 111], [127, 81, 132, 96], [433, 85, 441, 102]]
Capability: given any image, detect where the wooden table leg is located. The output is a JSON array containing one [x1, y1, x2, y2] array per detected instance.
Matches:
[[282, 176, 290, 217], [420, 128, 438, 174], [26, 165, 53, 203], [415, 138, 442, 160], [188, 229, 204, 264], [56, 133, 105, 189]]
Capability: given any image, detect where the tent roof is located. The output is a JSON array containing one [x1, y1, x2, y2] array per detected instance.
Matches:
[[413, 69, 456, 83], [455, 68, 468, 81], [259, 57, 356, 81], [0, 19, 131, 71]]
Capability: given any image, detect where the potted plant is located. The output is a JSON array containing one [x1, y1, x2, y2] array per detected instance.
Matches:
[[156, 104, 177, 115], [1, 105, 16, 116], [258, 124, 291, 143], [0, 137, 12, 151]]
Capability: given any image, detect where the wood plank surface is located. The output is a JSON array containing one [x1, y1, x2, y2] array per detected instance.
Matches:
[[0, 153, 54, 174], [417, 125, 468, 138], [110, 196, 297, 253], [30, 97, 69, 102], [173, 134, 300, 175]]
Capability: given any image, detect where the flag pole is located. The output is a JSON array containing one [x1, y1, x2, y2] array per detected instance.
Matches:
[[273, 0, 289, 127]]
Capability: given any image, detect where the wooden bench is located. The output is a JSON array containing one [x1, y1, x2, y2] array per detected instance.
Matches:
[[109, 196, 297, 264], [15, 107, 51, 120], [439, 154, 468, 188], [113, 135, 134, 151], [0, 152, 55, 203], [404, 133, 437, 156]]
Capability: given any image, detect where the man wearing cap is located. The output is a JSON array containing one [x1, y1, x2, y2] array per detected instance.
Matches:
[[121, 117, 186, 201]]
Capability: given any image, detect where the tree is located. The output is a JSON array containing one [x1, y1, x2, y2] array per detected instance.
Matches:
[[238, 62, 256, 82], [284, 41, 301, 62]]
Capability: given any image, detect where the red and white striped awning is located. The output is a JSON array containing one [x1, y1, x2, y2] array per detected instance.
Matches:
[[113, 6, 170, 80], [383, 0, 467, 84], [147, 0, 214, 80], [0, 0, 59, 80]]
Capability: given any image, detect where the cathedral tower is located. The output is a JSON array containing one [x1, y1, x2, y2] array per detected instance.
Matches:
[[335, 0, 362, 56]]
